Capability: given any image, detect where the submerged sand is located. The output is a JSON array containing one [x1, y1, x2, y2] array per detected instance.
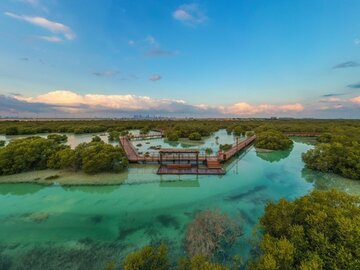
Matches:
[[0, 169, 129, 186]]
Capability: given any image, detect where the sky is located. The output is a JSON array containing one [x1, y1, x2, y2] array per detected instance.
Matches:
[[0, 0, 360, 118]]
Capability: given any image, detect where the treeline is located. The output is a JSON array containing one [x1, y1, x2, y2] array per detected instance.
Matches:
[[1, 119, 360, 136], [113, 190, 360, 270], [0, 135, 128, 175]]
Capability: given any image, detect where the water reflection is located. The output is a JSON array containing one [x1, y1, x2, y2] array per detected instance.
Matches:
[[0, 183, 44, 196], [63, 185, 120, 194], [255, 146, 293, 163], [302, 168, 360, 194]]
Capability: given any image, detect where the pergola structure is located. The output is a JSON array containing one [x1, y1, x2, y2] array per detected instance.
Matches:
[[159, 148, 200, 167]]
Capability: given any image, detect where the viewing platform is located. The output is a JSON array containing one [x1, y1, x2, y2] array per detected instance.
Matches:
[[119, 133, 257, 175]]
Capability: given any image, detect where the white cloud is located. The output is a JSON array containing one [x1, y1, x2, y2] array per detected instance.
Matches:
[[173, 3, 207, 26], [11, 90, 307, 117], [4, 12, 75, 40], [13, 90, 188, 111], [37, 35, 63, 43], [149, 74, 162, 81]]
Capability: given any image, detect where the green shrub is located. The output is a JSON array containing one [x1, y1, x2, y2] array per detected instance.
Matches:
[[255, 130, 293, 150], [249, 190, 360, 270], [123, 244, 168, 270], [188, 132, 202, 141]]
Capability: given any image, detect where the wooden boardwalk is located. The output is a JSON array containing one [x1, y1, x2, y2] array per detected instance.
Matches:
[[119, 135, 256, 164], [218, 135, 256, 162], [157, 166, 225, 175]]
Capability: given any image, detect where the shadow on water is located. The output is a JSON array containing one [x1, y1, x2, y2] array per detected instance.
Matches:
[[1, 239, 126, 270], [156, 214, 180, 229], [256, 146, 293, 163], [0, 184, 44, 196], [63, 185, 120, 194], [301, 167, 360, 194], [224, 185, 267, 202]]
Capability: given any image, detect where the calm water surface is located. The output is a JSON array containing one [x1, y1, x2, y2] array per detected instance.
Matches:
[[0, 132, 359, 269]]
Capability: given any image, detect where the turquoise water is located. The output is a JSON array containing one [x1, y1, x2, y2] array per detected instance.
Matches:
[[0, 136, 359, 269], [132, 129, 238, 155], [0, 132, 117, 148]]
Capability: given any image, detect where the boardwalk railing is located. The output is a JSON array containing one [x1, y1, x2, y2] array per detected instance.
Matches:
[[219, 135, 256, 162], [120, 135, 257, 164]]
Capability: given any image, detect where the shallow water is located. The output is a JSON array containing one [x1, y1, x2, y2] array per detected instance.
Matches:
[[0, 132, 117, 148], [0, 135, 359, 269], [132, 129, 238, 156]]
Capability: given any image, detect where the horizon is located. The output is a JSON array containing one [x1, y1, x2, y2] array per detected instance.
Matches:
[[1, 0, 360, 118]]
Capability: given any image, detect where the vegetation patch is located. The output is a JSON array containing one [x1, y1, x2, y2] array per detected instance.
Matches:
[[249, 189, 360, 270], [303, 133, 360, 180], [255, 130, 293, 150], [185, 209, 242, 259]]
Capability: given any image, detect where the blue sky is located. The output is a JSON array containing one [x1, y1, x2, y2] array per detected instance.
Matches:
[[0, 0, 360, 118]]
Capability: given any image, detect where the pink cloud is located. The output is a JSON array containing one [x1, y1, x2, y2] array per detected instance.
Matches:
[[223, 102, 304, 115], [350, 96, 360, 104]]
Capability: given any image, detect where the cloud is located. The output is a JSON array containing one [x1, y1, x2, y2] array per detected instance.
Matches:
[[147, 48, 177, 57], [128, 40, 135, 45], [333, 61, 360, 69], [5, 90, 310, 118], [173, 3, 207, 26], [149, 74, 162, 81], [347, 82, 360, 89], [4, 12, 75, 40], [322, 93, 344, 97], [92, 70, 119, 77], [355, 39, 360, 45], [351, 96, 360, 104], [19, 57, 29, 61], [37, 35, 63, 43], [145, 35, 177, 57], [319, 97, 341, 103], [222, 102, 304, 115]]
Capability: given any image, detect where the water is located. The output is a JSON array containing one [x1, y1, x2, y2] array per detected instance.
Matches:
[[0, 132, 117, 148], [0, 134, 359, 269]]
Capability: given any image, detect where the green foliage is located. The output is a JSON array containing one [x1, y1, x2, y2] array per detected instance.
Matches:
[[166, 130, 180, 141], [188, 132, 202, 140], [256, 130, 293, 150], [303, 135, 360, 180], [205, 148, 213, 155], [177, 255, 229, 270], [52, 141, 128, 174], [0, 137, 66, 175], [249, 190, 360, 270], [0, 136, 128, 175], [5, 126, 18, 135], [246, 131, 255, 137], [219, 144, 232, 152], [47, 134, 68, 143], [122, 244, 169, 270], [233, 126, 245, 136], [108, 131, 121, 141], [0, 140, 5, 147], [91, 135, 102, 142]]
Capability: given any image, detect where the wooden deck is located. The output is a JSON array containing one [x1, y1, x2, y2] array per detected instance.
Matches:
[[218, 135, 256, 162], [119, 133, 257, 175], [157, 166, 225, 175]]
